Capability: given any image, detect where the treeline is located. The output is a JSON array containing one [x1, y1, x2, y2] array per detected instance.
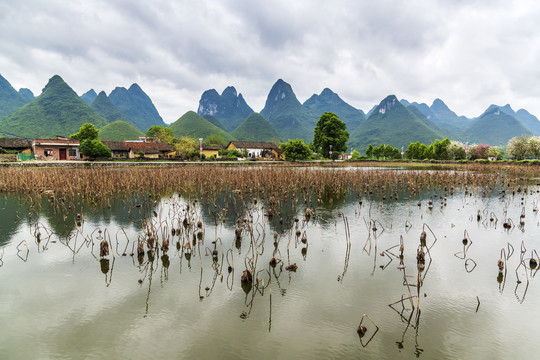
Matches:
[[403, 139, 503, 161], [363, 136, 540, 161]]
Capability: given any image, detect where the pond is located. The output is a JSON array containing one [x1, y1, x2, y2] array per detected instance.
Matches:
[[0, 165, 539, 359]]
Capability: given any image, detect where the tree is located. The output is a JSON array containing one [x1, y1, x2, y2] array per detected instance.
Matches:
[[383, 144, 394, 159], [446, 141, 466, 160], [313, 112, 349, 159], [372, 145, 382, 159], [174, 136, 199, 160], [507, 136, 529, 160], [146, 125, 173, 144], [351, 149, 362, 160], [80, 139, 111, 159], [418, 143, 428, 159], [528, 137, 540, 159], [365, 144, 374, 158], [485, 146, 503, 160], [279, 139, 312, 161], [70, 123, 99, 141], [433, 138, 451, 160]]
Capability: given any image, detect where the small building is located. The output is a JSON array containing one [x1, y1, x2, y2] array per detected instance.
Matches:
[[102, 141, 174, 159], [226, 141, 283, 159], [32, 138, 80, 160], [202, 144, 225, 158], [0, 138, 32, 153], [339, 153, 352, 160]]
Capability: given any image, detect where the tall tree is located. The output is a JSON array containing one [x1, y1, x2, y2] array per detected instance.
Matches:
[[70, 123, 99, 141], [313, 112, 349, 159], [146, 125, 174, 144]]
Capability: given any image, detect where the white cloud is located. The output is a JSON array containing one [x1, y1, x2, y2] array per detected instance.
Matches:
[[1, 0, 540, 123]]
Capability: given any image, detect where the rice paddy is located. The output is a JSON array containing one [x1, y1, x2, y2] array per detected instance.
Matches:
[[0, 163, 539, 358]]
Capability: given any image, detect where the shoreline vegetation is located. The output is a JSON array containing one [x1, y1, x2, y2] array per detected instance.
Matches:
[[0, 162, 538, 201]]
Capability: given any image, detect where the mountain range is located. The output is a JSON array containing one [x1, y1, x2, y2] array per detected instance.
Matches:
[[1, 73, 539, 150]]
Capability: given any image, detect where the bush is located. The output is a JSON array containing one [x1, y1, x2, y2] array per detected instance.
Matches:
[[80, 139, 112, 160]]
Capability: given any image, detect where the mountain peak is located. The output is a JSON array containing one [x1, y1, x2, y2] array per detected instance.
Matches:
[[43, 75, 66, 92], [197, 86, 254, 132], [18, 88, 34, 103], [81, 89, 98, 104], [128, 83, 143, 93], [109, 84, 164, 131], [320, 88, 336, 97], [0, 73, 29, 117], [376, 95, 399, 115], [222, 86, 237, 98]]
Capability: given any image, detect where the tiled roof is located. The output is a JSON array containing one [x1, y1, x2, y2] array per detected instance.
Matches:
[[101, 141, 173, 154], [32, 139, 80, 146], [202, 144, 225, 150], [228, 141, 280, 150], [0, 138, 31, 149]]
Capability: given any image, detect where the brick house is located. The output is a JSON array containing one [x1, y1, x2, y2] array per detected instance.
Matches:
[[32, 138, 80, 160]]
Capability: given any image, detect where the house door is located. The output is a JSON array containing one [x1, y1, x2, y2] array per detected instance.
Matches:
[[59, 148, 67, 160]]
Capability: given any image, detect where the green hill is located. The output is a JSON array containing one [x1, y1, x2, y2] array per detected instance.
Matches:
[[0, 74, 27, 118], [90, 91, 132, 124], [169, 111, 235, 142], [203, 115, 227, 131], [231, 113, 282, 142], [303, 88, 365, 131], [108, 84, 165, 132], [260, 79, 317, 142], [99, 121, 145, 141], [465, 107, 533, 145], [0, 75, 108, 138], [349, 95, 446, 152]]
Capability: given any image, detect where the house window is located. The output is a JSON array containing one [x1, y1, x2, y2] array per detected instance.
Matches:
[[44, 149, 53, 156], [69, 149, 77, 157]]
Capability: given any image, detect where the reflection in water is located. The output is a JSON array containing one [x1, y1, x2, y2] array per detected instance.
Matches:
[[0, 171, 539, 359]]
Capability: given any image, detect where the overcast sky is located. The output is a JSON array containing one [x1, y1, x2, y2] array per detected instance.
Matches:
[[1, 0, 540, 123]]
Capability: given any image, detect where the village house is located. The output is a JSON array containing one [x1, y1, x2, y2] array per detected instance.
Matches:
[[0, 138, 33, 161], [226, 141, 283, 159], [201, 144, 225, 158], [101, 141, 174, 159], [0, 138, 32, 153], [31, 138, 80, 160]]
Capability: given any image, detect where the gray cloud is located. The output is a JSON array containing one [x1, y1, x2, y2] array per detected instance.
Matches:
[[1, 0, 540, 123]]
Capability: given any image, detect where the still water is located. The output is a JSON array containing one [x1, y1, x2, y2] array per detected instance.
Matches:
[[0, 170, 539, 359]]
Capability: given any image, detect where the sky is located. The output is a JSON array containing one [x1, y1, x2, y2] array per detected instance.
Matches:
[[1, 0, 540, 124]]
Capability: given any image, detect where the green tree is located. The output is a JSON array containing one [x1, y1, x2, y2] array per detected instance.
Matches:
[[146, 125, 173, 144], [528, 137, 540, 159], [70, 123, 99, 141], [383, 144, 394, 159], [351, 149, 362, 160], [405, 142, 419, 159], [485, 146, 503, 160], [313, 112, 349, 159], [433, 138, 451, 160], [507, 136, 530, 160], [279, 139, 312, 161], [372, 145, 382, 159], [418, 143, 428, 159], [80, 139, 111, 159], [446, 141, 466, 160], [365, 144, 374, 158], [174, 136, 199, 160]]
